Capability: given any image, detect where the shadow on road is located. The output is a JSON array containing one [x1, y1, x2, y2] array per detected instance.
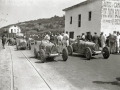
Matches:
[[35, 58, 58, 63], [93, 77, 120, 87], [111, 53, 120, 55], [70, 54, 104, 61]]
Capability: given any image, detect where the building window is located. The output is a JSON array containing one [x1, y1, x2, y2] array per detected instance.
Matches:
[[11, 29, 13, 33], [70, 16, 72, 24], [78, 14, 81, 27], [14, 29, 16, 33], [89, 11, 92, 21], [69, 32, 74, 39]]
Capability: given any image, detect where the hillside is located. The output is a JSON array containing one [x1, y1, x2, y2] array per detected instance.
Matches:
[[0, 15, 65, 35]]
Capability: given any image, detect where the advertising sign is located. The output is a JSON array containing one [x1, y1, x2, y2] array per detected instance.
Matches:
[[101, 0, 120, 36]]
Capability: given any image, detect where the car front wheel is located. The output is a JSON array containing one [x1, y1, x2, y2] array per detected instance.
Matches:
[[34, 48, 38, 58], [62, 48, 68, 61], [102, 46, 110, 59], [85, 47, 92, 60], [40, 49, 46, 63]]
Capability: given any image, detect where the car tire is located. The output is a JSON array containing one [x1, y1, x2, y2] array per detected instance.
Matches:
[[16, 46, 19, 50], [67, 45, 73, 55], [62, 48, 68, 61], [85, 47, 92, 60], [40, 49, 46, 63], [34, 48, 38, 58], [29, 45, 31, 50], [102, 46, 110, 59], [24, 47, 26, 50]]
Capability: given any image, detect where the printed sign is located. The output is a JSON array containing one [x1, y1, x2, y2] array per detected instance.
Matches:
[[101, 0, 120, 35]]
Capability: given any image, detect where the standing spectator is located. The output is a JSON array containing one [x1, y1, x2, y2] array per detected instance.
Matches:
[[81, 33, 85, 41], [106, 33, 111, 47], [44, 31, 50, 42], [50, 33, 54, 43], [113, 31, 117, 53], [54, 33, 58, 46], [92, 32, 99, 49], [57, 33, 63, 52], [86, 32, 92, 42], [92, 32, 99, 44], [116, 31, 120, 53], [62, 31, 69, 47], [100, 32, 106, 48], [2, 35, 7, 49], [109, 31, 116, 54]]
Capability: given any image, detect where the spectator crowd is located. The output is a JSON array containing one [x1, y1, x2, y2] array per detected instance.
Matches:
[[40, 30, 120, 54], [1, 30, 120, 54], [75, 31, 120, 54]]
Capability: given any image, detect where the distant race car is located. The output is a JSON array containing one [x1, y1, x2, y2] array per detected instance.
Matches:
[[67, 39, 110, 60], [34, 40, 68, 63], [16, 39, 31, 50], [28, 38, 36, 45]]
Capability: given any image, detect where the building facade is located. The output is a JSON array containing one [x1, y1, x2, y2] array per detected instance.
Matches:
[[7, 25, 21, 38], [9, 25, 21, 33], [63, 0, 120, 39]]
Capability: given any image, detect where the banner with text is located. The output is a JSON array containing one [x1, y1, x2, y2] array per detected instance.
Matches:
[[101, 0, 120, 35]]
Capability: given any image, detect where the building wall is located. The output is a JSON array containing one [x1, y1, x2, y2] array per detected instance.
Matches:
[[9, 25, 21, 33], [65, 0, 102, 39]]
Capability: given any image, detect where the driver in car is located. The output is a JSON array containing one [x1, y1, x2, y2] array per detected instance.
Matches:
[[44, 31, 51, 43]]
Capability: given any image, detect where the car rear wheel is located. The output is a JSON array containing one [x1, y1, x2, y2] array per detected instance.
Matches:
[[67, 45, 73, 55], [40, 49, 46, 63], [34, 48, 38, 58], [85, 47, 92, 60], [102, 46, 110, 59], [62, 48, 68, 61]]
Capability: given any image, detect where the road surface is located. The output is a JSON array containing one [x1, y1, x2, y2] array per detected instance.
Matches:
[[1, 44, 120, 90]]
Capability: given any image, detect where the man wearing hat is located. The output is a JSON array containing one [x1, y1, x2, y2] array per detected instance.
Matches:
[[93, 32, 99, 44], [85, 31, 92, 42], [93, 32, 99, 49]]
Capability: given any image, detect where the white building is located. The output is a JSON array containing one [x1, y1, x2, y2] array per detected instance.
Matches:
[[9, 25, 21, 33], [63, 0, 120, 39]]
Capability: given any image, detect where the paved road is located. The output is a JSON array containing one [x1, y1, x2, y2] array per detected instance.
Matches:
[[22, 45, 120, 90], [1, 44, 120, 90]]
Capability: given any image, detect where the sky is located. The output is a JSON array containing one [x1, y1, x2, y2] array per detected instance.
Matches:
[[0, 0, 86, 28]]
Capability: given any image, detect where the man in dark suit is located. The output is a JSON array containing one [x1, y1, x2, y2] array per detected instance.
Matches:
[[2, 35, 7, 49], [92, 32, 99, 44], [86, 32, 92, 42]]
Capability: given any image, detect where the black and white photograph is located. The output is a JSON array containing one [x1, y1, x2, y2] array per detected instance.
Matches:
[[0, 0, 120, 90]]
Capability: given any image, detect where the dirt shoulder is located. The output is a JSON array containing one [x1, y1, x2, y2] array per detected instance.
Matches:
[[0, 46, 12, 90]]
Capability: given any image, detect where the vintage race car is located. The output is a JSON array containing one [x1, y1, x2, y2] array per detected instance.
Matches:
[[16, 39, 31, 50], [67, 40, 110, 60], [28, 38, 36, 45], [7, 38, 16, 46], [34, 40, 68, 63]]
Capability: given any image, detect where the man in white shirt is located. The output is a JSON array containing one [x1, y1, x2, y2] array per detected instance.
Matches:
[[44, 32, 51, 43], [116, 31, 120, 53], [62, 31, 69, 47], [57, 33, 63, 52], [100, 32, 106, 48]]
